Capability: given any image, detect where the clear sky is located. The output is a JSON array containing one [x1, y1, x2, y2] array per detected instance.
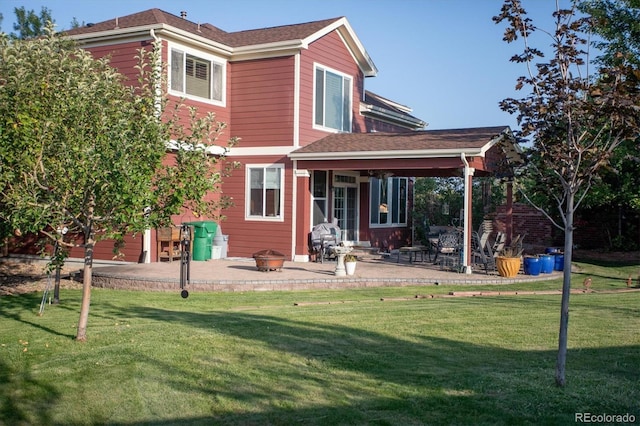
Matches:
[[0, 0, 571, 131]]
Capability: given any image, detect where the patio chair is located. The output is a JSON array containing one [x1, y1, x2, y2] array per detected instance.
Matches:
[[471, 231, 495, 274], [433, 231, 461, 270], [492, 232, 507, 255]]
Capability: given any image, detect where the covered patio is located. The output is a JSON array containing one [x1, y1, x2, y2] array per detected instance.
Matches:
[[289, 126, 524, 274]]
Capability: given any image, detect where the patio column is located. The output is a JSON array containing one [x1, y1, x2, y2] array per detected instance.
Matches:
[[293, 167, 312, 262], [461, 154, 475, 274]]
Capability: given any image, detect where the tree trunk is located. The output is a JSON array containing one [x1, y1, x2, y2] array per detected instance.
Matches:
[[76, 198, 95, 342], [53, 242, 61, 304], [555, 192, 575, 387], [76, 237, 94, 342], [53, 265, 60, 304]]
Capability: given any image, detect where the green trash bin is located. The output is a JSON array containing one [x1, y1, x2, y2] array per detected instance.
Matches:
[[183, 221, 217, 261], [192, 237, 212, 261]]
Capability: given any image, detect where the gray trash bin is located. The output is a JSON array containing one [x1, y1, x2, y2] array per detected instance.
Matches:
[[213, 225, 229, 258]]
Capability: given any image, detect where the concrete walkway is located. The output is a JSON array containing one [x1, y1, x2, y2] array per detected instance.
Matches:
[[90, 255, 561, 292]]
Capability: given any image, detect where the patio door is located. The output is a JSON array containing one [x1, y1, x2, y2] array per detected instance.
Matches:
[[332, 173, 359, 241]]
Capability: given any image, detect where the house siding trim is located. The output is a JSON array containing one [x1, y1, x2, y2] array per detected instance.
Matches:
[[293, 52, 301, 147], [290, 148, 489, 160], [227, 146, 296, 156]]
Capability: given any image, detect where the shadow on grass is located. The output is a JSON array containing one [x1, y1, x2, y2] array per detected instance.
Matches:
[[0, 292, 76, 339], [107, 304, 639, 424], [0, 358, 60, 425], [2, 293, 639, 425]]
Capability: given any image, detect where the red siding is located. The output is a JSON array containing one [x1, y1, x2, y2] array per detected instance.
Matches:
[[86, 41, 154, 86], [230, 57, 295, 147], [68, 233, 144, 263], [219, 155, 294, 258]]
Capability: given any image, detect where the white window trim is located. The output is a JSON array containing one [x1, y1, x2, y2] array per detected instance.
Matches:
[[245, 164, 285, 222], [312, 63, 353, 133], [369, 177, 408, 228], [311, 170, 329, 226], [167, 41, 226, 106]]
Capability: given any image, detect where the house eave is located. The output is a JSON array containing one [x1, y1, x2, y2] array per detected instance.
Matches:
[[67, 23, 234, 57], [229, 40, 309, 61], [289, 148, 485, 161], [304, 17, 377, 77]]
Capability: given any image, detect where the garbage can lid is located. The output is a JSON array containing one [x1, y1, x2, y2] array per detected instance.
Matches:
[[183, 221, 217, 233]]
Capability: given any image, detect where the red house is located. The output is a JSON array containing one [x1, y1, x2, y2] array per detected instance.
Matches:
[[48, 9, 518, 270]]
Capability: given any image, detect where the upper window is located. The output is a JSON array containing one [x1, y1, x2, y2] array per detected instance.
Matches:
[[246, 165, 284, 220], [370, 177, 408, 227], [170, 46, 225, 104], [314, 65, 352, 133]]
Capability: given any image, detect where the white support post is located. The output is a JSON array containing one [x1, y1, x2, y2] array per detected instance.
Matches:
[[461, 153, 475, 274]]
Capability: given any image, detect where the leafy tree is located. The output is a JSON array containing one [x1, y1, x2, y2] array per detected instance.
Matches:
[[578, 0, 640, 248], [493, 0, 640, 386], [580, 0, 640, 68], [0, 27, 238, 341], [11, 6, 54, 39]]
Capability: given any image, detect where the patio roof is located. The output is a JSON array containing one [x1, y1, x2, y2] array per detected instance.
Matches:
[[288, 126, 523, 177]]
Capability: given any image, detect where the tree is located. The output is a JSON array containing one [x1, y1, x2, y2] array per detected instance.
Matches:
[[580, 0, 640, 68], [0, 27, 238, 341], [493, 0, 640, 386], [578, 0, 640, 248], [11, 6, 54, 39]]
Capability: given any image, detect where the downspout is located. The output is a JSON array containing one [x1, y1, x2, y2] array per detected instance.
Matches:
[[461, 153, 474, 274], [141, 28, 162, 264]]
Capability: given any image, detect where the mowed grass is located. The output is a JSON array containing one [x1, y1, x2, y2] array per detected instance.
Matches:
[[1, 261, 639, 425]]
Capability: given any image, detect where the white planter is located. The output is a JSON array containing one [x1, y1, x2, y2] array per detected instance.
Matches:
[[345, 261, 357, 276]]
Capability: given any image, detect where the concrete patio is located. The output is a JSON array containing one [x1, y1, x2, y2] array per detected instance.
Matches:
[[88, 254, 561, 292]]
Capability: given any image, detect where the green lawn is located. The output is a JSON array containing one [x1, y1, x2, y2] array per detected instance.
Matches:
[[1, 262, 639, 425]]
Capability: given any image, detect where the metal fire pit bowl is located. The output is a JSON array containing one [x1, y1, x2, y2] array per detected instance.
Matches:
[[252, 249, 286, 272]]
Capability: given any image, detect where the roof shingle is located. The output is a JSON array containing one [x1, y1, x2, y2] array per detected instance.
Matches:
[[63, 8, 342, 48], [292, 126, 510, 154]]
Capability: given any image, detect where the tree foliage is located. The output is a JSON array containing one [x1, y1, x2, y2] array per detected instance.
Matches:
[[493, 0, 640, 386], [577, 0, 640, 248], [11, 6, 54, 39], [0, 27, 238, 341], [580, 0, 640, 68]]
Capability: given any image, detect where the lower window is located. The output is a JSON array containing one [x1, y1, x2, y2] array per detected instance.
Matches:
[[370, 177, 407, 226], [247, 165, 284, 219]]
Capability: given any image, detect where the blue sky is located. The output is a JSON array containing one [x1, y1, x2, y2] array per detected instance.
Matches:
[[0, 0, 571, 131]]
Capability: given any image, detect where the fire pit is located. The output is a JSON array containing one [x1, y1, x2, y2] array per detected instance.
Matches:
[[252, 249, 286, 272]]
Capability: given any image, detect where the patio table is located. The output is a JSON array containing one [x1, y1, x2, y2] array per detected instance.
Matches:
[[397, 246, 431, 263]]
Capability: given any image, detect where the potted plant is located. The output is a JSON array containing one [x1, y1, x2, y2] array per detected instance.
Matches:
[[523, 254, 541, 276], [496, 246, 522, 278], [344, 253, 357, 276]]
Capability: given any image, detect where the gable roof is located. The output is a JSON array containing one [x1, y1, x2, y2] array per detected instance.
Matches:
[[63, 9, 377, 75], [289, 126, 513, 160]]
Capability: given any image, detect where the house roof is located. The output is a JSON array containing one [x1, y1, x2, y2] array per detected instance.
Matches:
[[289, 126, 513, 160], [63, 9, 377, 75], [361, 91, 427, 130]]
